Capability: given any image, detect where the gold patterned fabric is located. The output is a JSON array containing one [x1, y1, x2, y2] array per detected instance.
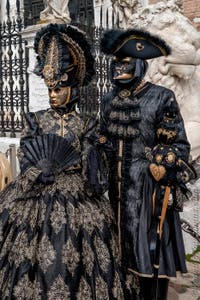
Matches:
[[0, 110, 126, 300]]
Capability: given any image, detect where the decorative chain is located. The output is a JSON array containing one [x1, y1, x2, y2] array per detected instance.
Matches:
[[181, 218, 200, 243]]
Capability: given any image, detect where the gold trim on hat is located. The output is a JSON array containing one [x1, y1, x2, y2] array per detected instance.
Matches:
[[114, 35, 168, 57]]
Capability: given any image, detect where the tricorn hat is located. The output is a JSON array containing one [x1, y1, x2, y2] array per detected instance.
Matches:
[[100, 28, 171, 59], [34, 23, 95, 88]]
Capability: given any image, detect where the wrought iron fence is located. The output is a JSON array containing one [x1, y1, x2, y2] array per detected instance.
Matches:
[[78, 6, 117, 117], [79, 23, 113, 117], [0, 0, 29, 137], [0, 1, 116, 135]]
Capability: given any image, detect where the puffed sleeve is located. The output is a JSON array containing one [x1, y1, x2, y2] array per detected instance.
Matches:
[[149, 89, 196, 210], [156, 89, 190, 159], [100, 90, 113, 136], [81, 115, 112, 196], [16, 112, 42, 191], [17, 112, 41, 172]]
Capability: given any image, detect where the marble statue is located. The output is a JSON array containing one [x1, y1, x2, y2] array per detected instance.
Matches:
[[111, 0, 141, 28], [40, 0, 71, 24], [128, 0, 200, 161]]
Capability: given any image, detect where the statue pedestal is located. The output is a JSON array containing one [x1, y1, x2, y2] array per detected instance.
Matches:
[[37, 18, 66, 25], [21, 25, 49, 112]]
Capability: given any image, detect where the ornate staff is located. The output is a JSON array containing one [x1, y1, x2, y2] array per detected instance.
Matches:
[[148, 107, 197, 300]]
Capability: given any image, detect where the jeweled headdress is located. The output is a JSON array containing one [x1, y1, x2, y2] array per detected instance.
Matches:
[[34, 24, 95, 88]]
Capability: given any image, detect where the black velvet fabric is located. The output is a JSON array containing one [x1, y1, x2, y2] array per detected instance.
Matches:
[[100, 29, 171, 59], [100, 81, 190, 277], [139, 277, 169, 300]]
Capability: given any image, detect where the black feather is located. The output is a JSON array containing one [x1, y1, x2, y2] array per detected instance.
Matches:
[[34, 23, 95, 86]]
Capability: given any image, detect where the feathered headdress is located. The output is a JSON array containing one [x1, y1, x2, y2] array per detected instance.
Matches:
[[34, 24, 95, 88]]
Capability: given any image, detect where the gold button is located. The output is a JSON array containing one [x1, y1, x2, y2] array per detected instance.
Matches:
[[166, 151, 176, 163], [119, 89, 131, 98], [99, 136, 107, 144], [155, 154, 163, 163]]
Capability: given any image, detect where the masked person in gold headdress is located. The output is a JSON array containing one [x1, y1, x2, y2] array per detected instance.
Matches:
[[0, 24, 127, 299], [100, 29, 196, 300]]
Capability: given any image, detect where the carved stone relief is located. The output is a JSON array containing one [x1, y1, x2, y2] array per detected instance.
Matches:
[[127, 0, 200, 160], [111, 0, 141, 28], [40, 0, 71, 24]]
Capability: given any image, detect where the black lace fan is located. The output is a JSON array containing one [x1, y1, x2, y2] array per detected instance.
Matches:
[[22, 134, 81, 173]]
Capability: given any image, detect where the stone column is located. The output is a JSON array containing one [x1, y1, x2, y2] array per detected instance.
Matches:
[[21, 25, 50, 112], [93, 0, 113, 27]]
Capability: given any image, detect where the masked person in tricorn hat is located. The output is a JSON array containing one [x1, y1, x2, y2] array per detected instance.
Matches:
[[100, 29, 196, 300], [0, 24, 128, 299]]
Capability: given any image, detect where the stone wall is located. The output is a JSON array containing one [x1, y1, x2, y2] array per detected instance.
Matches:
[[148, 0, 200, 30], [183, 0, 200, 30]]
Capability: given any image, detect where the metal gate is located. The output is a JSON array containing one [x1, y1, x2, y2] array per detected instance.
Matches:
[[0, 1, 116, 136], [0, 0, 29, 137]]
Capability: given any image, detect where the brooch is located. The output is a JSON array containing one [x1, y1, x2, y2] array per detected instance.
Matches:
[[99, 135, 107, 144], [119, 89, 131, 99]]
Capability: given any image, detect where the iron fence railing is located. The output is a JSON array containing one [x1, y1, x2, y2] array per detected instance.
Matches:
[[0, 0, 29, 137], [0, 1, 117, 135]]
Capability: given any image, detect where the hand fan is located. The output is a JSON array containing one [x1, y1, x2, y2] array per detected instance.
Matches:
[[22, 133, 81, 173]]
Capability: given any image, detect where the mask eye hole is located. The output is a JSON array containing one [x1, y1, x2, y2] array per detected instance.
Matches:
[[121, 57, 133, 63], [54, 88, 61, 93]]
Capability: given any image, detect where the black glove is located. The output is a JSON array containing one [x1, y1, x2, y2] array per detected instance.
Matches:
[[36, 159, 55, 185], [37, 171, 55, 184], [149, 144, 179, 184]]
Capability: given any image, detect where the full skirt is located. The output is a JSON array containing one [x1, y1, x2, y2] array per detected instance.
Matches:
[[0, 171, 125, 300]]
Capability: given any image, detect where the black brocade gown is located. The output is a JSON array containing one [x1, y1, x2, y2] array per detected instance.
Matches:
[[0, 108, 126, 300]]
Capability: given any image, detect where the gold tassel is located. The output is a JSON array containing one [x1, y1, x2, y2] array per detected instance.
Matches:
[[159, 186, 171, 239]]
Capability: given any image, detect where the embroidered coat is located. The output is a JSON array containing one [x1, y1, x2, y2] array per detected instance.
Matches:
[[100, 82, 190, 278]]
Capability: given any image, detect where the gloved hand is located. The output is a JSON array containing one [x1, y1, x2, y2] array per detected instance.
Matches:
[[37, 171, 55, 184], [149, 144, 179, 184], [36, 159, 55, 185]]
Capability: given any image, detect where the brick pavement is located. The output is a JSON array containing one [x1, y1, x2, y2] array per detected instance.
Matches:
[[168, 261, 200, 300]]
